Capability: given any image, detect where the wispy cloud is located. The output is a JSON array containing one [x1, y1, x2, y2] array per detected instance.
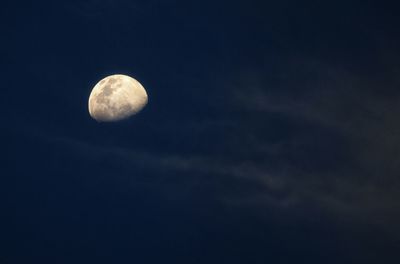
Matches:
[[18, 55, 400, 234], [225, 58, 400, 230], [46, 128, 400, 235]]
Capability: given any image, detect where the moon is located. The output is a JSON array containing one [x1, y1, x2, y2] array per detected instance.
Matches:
[[88, 74, 148, 122]]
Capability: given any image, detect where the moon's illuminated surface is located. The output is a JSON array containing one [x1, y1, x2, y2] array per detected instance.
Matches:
[[88, 74, 148, 122]]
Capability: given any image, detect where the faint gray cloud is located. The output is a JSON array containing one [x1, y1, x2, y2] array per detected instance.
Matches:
[[46, 129, 400, 235], [229, 57, 400, 223], [18, 54, 400, 234]]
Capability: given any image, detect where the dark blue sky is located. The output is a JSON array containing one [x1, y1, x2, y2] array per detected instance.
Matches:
[[2, 1, 400, 263]]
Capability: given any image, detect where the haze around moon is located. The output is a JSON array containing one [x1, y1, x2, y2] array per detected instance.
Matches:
[[88, 74, 148, 122]]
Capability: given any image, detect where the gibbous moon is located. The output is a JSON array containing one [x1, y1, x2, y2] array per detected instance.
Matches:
[[88, 74, 148, 122]]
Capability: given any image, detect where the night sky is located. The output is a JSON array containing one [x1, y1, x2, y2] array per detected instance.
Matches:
[[2, 1, 400, 263]]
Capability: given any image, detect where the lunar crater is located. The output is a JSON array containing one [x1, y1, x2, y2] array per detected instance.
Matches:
[[101, 85, 114, 96]]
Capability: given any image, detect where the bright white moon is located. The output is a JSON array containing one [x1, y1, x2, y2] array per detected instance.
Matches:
[[88, 74, 148, 122]]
